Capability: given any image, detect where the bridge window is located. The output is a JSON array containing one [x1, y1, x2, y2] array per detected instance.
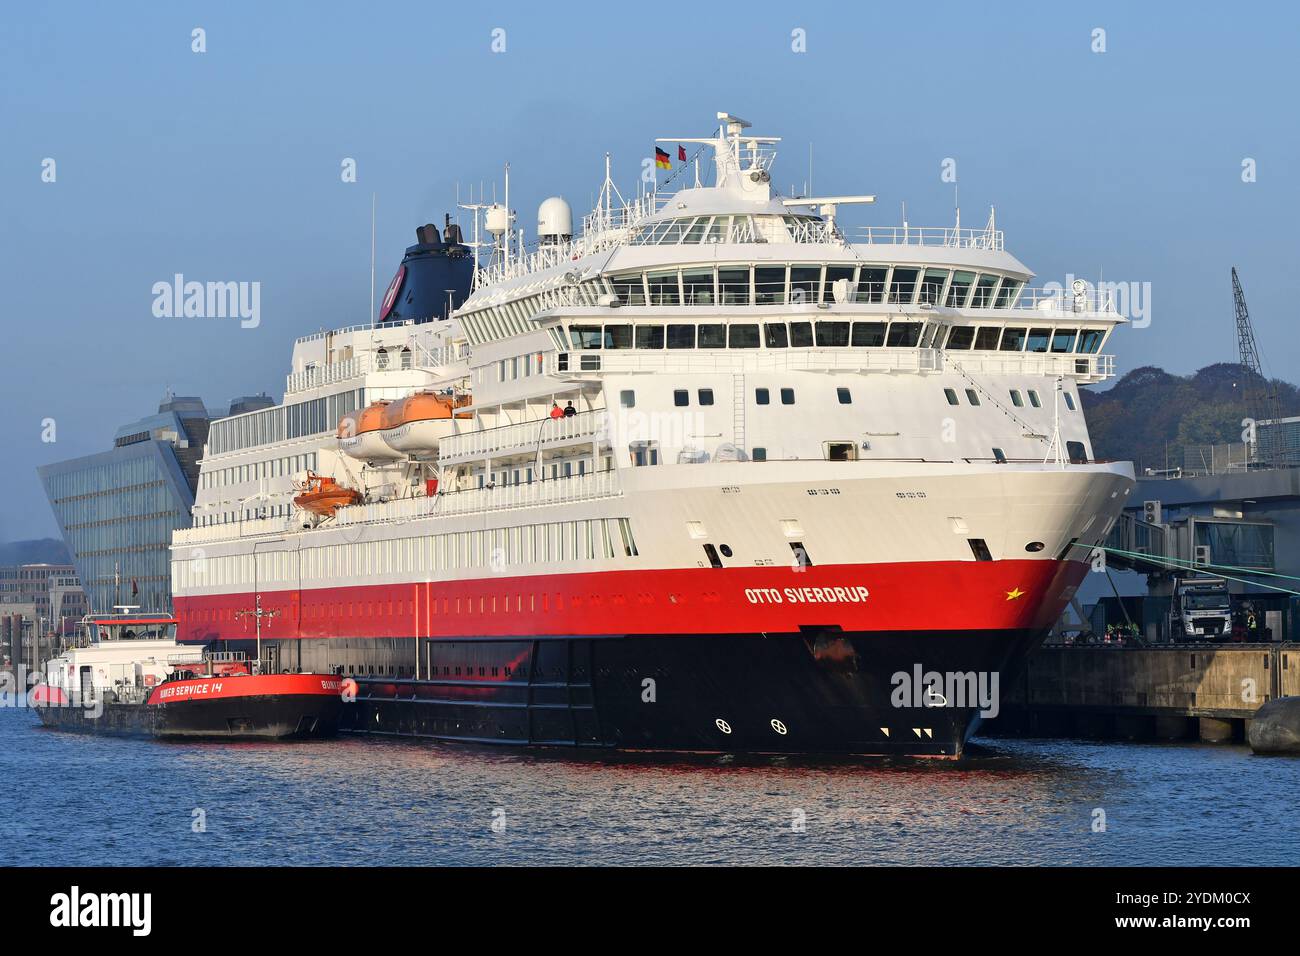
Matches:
[[1010, 389, 1024, 407], [965, 389, 980, 406], [698, 389, 715, 406], [973, 327, 1000, 350], [1000, 327, 1027, 351], [682, 270, 714, 305], [755, 266, 787, 305], [1051, 328, 1078, 353], [856, 267, 888, 303], [1028, 390, 1041, 408], [667, 324, 695, 349], [698, 324, 726, 348], [823, 265, 856, 303], [673, 390, 689, 407], [718, 268, 750, 305], [946, 326, 975, 349], [729, 324, 761, 348], [635, 325, 664, 349], [815, 321, 850, 347], [918, 269, 949, 305], [756, 388, 770, 405], [789, 266, 821, 304], [837, 387, 852, 405], [888, 268, 919, 304], [970, 273, 1000, 308], [994, 279, 1022, 308], [887, 321, 921, 347], [781, 388, 795, 405], [604, 324, 632, 349], [852, 321, 887, 347], [945, 271, 976, 308], [1078, 329, 1104, 353], [611, 275, 646, 306], [944, 388, 959, 406], [764, 323, 789, 348], [789, 322, 814, 347], [647, 272, 681, 306], [1026, 328, 1051, 353], [571, 325, 602, 349]]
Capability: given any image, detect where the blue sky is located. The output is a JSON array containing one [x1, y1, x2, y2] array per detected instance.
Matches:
[[3, 1, 1299, 542]]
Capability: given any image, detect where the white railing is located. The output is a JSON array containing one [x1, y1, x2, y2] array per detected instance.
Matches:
[[335, 469, 622, 525], [293, 320, 415, 347], [173, 516, 294, 547], [849, 226, 1004, 251], [285, 355, 372, 394], [946, 352, 1115, 380], [1007, 286, 1118, 314], [440, 409, 608, 463]]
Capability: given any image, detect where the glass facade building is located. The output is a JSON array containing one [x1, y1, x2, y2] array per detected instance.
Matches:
[[38, 396, 216, 613]]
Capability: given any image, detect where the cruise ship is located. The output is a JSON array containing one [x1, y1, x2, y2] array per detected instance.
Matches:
[[170, 112, 1135, 756]]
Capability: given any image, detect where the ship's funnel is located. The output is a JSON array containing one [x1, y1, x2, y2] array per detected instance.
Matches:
[[378, 218, 475, 324]]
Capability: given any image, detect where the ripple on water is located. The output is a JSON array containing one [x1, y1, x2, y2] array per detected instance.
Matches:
[[1, 709, 1295, 866]]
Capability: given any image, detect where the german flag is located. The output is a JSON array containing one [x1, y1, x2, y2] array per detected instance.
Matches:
[[655, 147, 671, 170]]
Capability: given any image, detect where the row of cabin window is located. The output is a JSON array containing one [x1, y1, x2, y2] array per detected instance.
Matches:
[[200, 452, 318, 491], [621, 387, 854, 409], [207, 389, 365, 456], [566, 321, 1103, 353], [608, 265, 1023, 309], [174, 518, 640, 590], [947, 326, 1103, 353], [943, 387, 1077, 411]]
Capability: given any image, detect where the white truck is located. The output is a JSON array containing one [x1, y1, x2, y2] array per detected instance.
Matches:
[[1172, 576, 1232, 642]]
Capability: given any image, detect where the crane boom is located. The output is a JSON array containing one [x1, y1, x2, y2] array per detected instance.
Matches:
[[1233, 267, 1282, 463]]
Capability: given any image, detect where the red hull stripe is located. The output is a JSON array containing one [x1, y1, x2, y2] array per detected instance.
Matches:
[[146, 674, 341, 706], [174, 560, 1086, 642]]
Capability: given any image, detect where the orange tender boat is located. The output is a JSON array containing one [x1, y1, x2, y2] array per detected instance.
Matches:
[[378, 391, 471, 456], [338, 400, 401, 461], [293, 472, 362, 518]]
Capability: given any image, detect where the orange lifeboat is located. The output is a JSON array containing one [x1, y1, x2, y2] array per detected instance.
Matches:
[[338, 400, 401, 461], [293, 472, 362, 518], [379, 391, 471, 456]]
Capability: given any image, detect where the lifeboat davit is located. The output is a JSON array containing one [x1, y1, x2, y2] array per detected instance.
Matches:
[[339, 401, 402, 461], [293, 472, 362, 518], [379, 391, 470, 457]]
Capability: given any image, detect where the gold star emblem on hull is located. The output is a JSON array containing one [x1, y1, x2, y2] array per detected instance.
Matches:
[[1005, 587, 1025, 601]]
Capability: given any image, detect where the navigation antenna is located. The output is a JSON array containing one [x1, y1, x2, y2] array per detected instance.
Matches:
[[1233, 266, 1281, 465]]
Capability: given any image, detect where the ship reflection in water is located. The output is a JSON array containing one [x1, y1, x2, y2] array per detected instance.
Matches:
[[2, 709, 1295, 866]]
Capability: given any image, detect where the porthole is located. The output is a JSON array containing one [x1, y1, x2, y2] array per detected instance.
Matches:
[[1025, 541, 1045, 552], [719, 544, 733, 558]]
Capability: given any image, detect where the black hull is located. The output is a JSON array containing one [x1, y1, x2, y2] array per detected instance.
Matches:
[[35, 694, 342, 740], [317, 629, 1046, 757]]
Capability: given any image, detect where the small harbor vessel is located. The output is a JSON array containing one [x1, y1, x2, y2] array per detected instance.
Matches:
[[32, 610, 345, 739]]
